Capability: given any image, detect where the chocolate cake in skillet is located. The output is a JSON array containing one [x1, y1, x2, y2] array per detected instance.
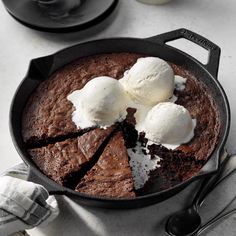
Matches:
[[22, 53, 220, 197]]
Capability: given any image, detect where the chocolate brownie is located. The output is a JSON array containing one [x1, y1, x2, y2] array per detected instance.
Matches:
[[76, 130, 135, 198], [22, 52, 221, 197], [29, 127, 114, 187], [22, 53, 141, 145], [22, 52, 220, 161]]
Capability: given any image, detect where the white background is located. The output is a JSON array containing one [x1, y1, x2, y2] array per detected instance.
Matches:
[[0, 0, 236, 235]]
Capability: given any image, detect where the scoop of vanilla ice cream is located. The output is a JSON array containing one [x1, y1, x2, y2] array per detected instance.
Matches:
[[143, 102, 196, 147], [120, 57, 174, 106], [67, 76, 128, 128]]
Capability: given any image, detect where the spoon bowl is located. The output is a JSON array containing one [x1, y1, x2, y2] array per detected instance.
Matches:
[[165, 207, 201, 236]]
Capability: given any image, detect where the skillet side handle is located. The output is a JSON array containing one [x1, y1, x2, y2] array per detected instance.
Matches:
[[26, 54, 55, 80], [146, 28, 221, 79], [27, 167, 66, 196]]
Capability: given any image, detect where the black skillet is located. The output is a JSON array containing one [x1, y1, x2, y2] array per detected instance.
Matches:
[[9, 28, 230, 209]]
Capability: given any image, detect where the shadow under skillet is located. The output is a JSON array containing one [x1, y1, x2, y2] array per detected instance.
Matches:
[[32, 181, 200, 236]]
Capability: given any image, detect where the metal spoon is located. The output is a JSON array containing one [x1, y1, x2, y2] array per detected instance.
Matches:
[[165, 152, 236, 236], [195, 195, 236, 236], [166, 196, 236, 236]]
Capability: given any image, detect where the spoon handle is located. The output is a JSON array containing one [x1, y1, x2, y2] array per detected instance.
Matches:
[[193, 152, 235, 208], [196, 195, 236, 235]]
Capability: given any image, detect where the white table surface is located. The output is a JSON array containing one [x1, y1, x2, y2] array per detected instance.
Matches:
[[0, 0, 236, 235]]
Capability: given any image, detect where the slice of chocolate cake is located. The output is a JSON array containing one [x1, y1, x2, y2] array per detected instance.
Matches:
[[76, 130, 135, 198], [28, 127, 114, 188]]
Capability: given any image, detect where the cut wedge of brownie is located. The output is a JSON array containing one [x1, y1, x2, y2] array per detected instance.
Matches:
[[28, 127, 115, 188], [76, 130, 135, 198]]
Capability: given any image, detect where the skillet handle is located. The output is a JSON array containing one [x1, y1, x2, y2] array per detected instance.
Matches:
[[146, 28, 221, 78], [27, 167, 66, 195], [27, 54, 54, 80]]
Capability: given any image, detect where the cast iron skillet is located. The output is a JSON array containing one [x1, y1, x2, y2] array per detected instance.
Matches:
[[10, 28, 230, 209]]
